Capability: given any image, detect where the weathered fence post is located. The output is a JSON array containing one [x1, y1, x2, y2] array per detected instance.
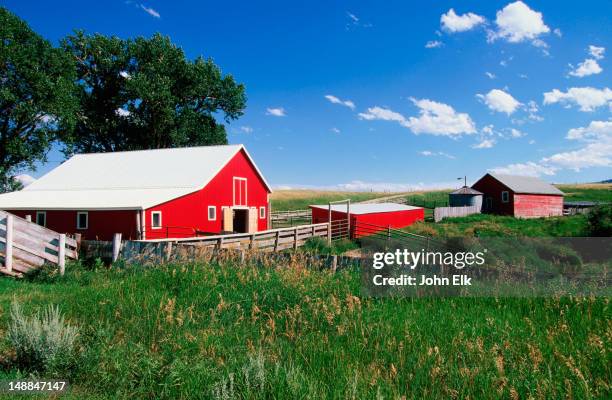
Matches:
[[331, 255, 338, 273], [165, 241, 173, 262], [112, 233, 122, 262], [250, 234, 255, 250], [58, 234, 66, 276], [217, 237, 224, 250], [5, 215, 13, 272], [274, 230, 280, 251], [293, 227, 298, 250]]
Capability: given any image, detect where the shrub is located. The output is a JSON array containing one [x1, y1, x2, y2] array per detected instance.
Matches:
[[587, 204, 612, 236], [8, 301, 79, 375]]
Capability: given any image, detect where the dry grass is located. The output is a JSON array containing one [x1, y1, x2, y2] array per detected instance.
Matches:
[[556, 183, 612, 190]]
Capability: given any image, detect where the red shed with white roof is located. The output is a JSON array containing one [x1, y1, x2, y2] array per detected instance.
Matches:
[[0, 145, 272, 240], [310, 203, 424, 238]]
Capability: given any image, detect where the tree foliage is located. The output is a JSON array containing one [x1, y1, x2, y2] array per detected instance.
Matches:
[[0, 7, 76, 192], [62, 32, 246, 154]]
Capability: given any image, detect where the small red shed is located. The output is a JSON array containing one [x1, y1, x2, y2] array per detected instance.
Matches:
[[310, 203, 424, 238], [0, 145, 272, 240], [472, 173, 564, 218]]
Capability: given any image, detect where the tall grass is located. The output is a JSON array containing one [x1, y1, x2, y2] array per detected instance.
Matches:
[[0, 260, 608, 399]]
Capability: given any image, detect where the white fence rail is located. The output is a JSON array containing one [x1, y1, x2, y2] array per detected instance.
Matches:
[[0, 211, 78, 277]]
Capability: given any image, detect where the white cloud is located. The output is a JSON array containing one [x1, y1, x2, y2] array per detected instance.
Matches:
[[330, 127, 341, 133], [359, 99, 476, 137], [140, 4, 160, 18], [553, 28, 562, 37], [406, 99, 476, 136], [485, 72, 496, 79], [569, 59, 603, 78], [566, 120, 612, 141], [510, 128, 526, 138], [477, 89, 521, 115], [425, 40, 443, 49], [358, 106, 406, 123], [543, 143, 612, 171], [266, 107, 286, 117], [589, 45, 605, 60], [492, 120, 612, 175], [472, 139, 495, 149], [526, 100, 543, 121], [15, 174, 36, 187], [545, 120, 612, 171], [239, 126, 253, 133], [543, 87, 612, 112], [324, 95, 355, 110], [419, 150, 455, 159], [489, 1, 550, 43], [490, 162, 557, 177], [346, 11, 372, 29], [440, 9, 486, 33], [115, 108, 130, 117]]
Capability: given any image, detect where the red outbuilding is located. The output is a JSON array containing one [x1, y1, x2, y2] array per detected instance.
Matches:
[[471, 173, 564, 218], [0, 145, 272, 240], [310, 203, 424, 238]]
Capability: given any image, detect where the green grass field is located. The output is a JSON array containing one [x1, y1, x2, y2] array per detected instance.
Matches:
[[405, 214, 590, 237], [558, 184, 612, 203], [0, 261, 609, 399], [270, 190, 399, 211]]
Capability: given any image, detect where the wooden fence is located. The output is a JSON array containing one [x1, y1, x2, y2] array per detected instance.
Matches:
[[433, 205, 480, 222], [0, 211, 78, 277], [80, 223, 330, 262], [270, 209, 312, 228]]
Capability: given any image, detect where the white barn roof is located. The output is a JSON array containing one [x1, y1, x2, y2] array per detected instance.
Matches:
[[0, 144, 271, 210], [310, 203, 423, 215]]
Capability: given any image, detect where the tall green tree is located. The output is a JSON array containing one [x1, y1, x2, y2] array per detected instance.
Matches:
[[62, 32, 246, 154], [0, 7, 76, 192]]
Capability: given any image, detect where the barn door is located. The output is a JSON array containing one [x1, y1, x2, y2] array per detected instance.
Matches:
[[223, 207, 233, 232], [247, 208, 258, 233]]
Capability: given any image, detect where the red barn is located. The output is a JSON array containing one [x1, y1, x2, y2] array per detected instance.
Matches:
[[310, 203, 424, 238], [472, 173, 564, 218], [0, 145, 272, 240]]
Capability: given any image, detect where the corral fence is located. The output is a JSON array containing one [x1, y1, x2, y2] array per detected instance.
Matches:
[[81, 223, 331, 262], [0, 211, 78, 277], [270, 209, 312, 228], [433, 205, 481, 222]]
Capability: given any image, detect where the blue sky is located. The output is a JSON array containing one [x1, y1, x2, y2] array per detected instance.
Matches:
[[4, 0, 612, 190]]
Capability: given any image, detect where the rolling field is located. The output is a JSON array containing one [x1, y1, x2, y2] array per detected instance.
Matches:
[[0, 261, 609, 399], [270, 190, 400, 211]]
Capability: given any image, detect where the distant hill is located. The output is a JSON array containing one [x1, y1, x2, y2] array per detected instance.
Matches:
[[599, 179, 612, 183]]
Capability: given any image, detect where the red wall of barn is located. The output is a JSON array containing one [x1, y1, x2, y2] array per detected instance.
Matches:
[[513, 194, 563, 218], [472, 175, 515, 216], [9, 210, 139, 241], [310, 207, 424, 238], [144, 149, 270, 239], [472, 174, 563, 218]]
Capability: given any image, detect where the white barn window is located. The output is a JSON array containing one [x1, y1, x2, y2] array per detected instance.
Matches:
[[501, 191, 510, 203], [36, 211, 46, 227], [151, 211, 162, 229], [208, 206, 216, 221], [259, 206, 266, 219], [77, 212, 88, 229]]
